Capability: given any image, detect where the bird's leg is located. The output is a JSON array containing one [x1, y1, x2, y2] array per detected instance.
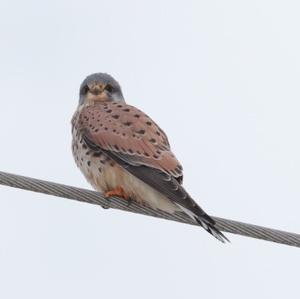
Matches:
[[105, 186, 130, 201]]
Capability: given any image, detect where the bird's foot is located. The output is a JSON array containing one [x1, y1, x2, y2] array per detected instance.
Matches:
[[105, 186, 130, 201], [102, 199, 111, 209]]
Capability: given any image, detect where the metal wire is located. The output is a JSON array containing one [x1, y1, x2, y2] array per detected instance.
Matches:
[[0, 170, 299, 248]]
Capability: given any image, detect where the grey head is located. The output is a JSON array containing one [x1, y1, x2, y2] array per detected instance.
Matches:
[[79, 73, 125, 105]]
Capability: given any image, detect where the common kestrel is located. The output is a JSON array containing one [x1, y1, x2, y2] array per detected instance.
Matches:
[[72, 73, 228, 242]]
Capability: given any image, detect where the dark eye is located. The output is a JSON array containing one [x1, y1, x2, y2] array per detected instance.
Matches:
[[81, 85, 89, 95], [105, 84, 114, 93]]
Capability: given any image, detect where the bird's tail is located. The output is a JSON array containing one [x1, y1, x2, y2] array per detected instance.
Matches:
[[194, 213, 229, 243], [176, 204, 229, 243]]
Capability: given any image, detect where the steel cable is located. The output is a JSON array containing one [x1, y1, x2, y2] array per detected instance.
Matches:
[[0, 170, 299, 248]]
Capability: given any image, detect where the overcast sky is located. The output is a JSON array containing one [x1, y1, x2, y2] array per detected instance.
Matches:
[[0, 1, 299, 298]]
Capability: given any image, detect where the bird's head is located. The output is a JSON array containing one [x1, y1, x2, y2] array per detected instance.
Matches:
[[79, 73, 125, 105]]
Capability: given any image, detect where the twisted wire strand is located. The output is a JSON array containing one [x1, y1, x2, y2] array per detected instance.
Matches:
[[0, 170, 299, 248]]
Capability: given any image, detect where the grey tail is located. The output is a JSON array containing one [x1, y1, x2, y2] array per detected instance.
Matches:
[[195, 214, 230, 243]]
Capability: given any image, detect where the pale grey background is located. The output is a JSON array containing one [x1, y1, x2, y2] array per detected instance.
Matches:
[[0, 1, 299, 298]]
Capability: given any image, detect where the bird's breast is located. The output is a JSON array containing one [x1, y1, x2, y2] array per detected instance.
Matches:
[[72, 125, 115, 191]]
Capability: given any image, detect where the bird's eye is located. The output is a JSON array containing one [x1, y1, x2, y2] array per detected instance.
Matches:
[[105, 84, 114, 93], [82, 85, 89, 94]]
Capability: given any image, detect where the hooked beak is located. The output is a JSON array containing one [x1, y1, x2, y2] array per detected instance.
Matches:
[[81, 82, 112, 105], [87, 82, 105, 95]]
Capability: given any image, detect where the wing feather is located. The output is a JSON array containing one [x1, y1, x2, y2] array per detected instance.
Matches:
[[75, 102, 208, 216], [77, 102, 183, 180], [74, 102, 229, 242]]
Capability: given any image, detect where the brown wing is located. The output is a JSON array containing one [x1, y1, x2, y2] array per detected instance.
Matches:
[[73, 102, 228, 242], [76, 102, 183, 181], [75, 101, 212, 217]]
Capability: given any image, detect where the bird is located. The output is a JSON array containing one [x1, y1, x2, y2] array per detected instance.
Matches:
[[71, 73, 229, 243]]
